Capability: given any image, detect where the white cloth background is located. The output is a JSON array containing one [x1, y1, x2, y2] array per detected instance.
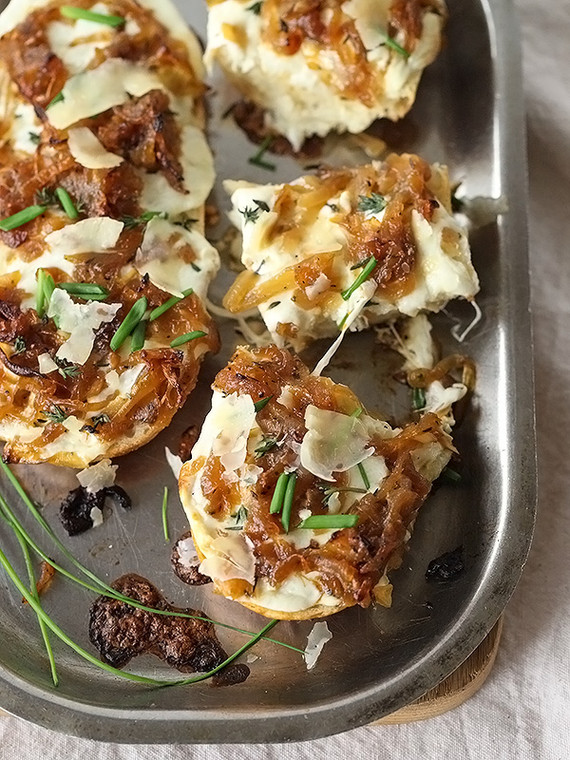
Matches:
[[1, 0, 568, 757]]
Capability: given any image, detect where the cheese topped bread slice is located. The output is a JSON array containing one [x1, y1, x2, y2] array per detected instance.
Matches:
[[205, 0, 447, 149], [0, 0, 221, 467], [223, 154, 479, 352], [179, 344, 458, 621]]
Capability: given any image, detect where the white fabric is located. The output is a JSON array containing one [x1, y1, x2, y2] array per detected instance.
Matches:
[[1, 0, 569, 756]]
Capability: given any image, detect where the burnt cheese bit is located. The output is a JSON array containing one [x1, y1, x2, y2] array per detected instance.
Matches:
[[60, 487, 105, 536], [89, 574, 227, 674], [425, 546, 465, 582], [171, 531, 212, 587]]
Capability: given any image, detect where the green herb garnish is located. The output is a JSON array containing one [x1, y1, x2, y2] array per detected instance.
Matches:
[[248, 136, 276, 171], [254, 396, 272, 413], [55, 187, 79, 220], [46, 92, 64, 109], [239, 206, 263, 225], [56, 360, 81, 379], [36, 269, 56, 318], [357, 193, 387, 215], [270, 472, 290, 515], [357, 463, 370, 490], [121, 211, 166, 230], [0, 205, 46, 232], [412, 387, 426, 411], [227, 506, 248, 531], [281, 473, 297, 533], [12, 337, 26, 355], [297, 514, 359, 530], [247, 0, 263, 13], [29, 132, 41, 145], [341, 256, 376, 301], [161, 487, 169, 542], [170, 330, 207, 348], [81, 413, 110, 433], [319, 484, 367, 507], [383, 32, 409, 58], [42, 405, 69, 425], [110, 297, 148, 352], [130, 319, 147, 353], [57, 282, 109, 301], [252, 198, 270, 212], [254, 436, 277, 458], [441, 467, 462, 484], [149, 288, 193, 322], [60, 5, 125, 27]]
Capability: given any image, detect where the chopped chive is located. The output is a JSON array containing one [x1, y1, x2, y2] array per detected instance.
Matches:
[[130, 319, 147, 353], [441, 467, 462, 484], [270, 473, 290, 514], [55, 187, 78, 220], [341, 257, 377, 301], [46, 92, 64, 109], [281, 473, 297, 533], [338, 311, 349, 330], [36, 269, 56, 318], [383, 32, 410, 58], [0, 204, 46, 231], [412, 387, 426, 411], [0, 479, 305, 655], [254, 396, 272, 413], [170, 330, 207, 348], [162, 487, 169, 542], [60, 5, 125, 27], [110, 297, 147, 352], [297, 514, 359, 530], [358, 462, 370, 490], [57, 282, 109, 301], [149, 288, 193, 322], [351, 407, 363, 418], [350, 257, 373, 271], [248, 136, 276, 171]]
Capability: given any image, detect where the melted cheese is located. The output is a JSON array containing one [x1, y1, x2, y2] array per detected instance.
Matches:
[[0, 420, 42, 444], [42, 415, 107, 465], [88, 365, 146, 404], [11, 102, 41, 154], [67, 127, 123, 170], [47, 289, 121, 365]]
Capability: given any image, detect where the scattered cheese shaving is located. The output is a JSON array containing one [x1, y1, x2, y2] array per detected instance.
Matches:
[[37, 353, 58, 375], [77, 459, 117, 493], [45, 217, 124, 255], [304, 622, 333, 670], [67, 127, 123, 169], [165, 446, 184, 480]]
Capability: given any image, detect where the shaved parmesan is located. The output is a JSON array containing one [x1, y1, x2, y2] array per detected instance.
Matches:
[[305, 273, 331, 301], [199, 534, 255, 585], [165, 446, 184, 480], [411, 441, 451, 482], [48, 289, 121, 365], [90, 506, 104, 528], [37, 353, 58, 375], [68, 127, 123, 169], [424, 381, 467, 413], [47, 58, 164, 130], [77, 458, 117, 493], [89, 365, 145, 404], [139, 125, 215, 214], [45, 217, 124, 255], [300, 405, 374, 481], [304, 621, 333, 670], [177, 535, 199, 568], [192, 392, 256, 475]]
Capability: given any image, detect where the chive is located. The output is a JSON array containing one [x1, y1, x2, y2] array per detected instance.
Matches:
[[55, 187, 78, 220], [383, 32, 410, 58], [441, 467, 462, 484], [341, 257, 377, 301], [281, 473, 297, 533], [130, 319, 147, 353], [0, 474, 305, 656], [149, 288, 193, 322], [357, 462, 370, 490], [297, 514, 359, 530], [270, 473, 289, 514], [248, 136, 276, 171], [60, 6, 125, 27], [46, 92, 64, 109], [110, 297, 147, 352], [254, 396, 272, 413], [57, 282, 109, 301], [412, 387, 426, 411], [162, 487, 169, 542], [36, 269, 56, 318], [351, 407, 363, 418], [0, 204, 46, 231], [170, 330, 206, 348]]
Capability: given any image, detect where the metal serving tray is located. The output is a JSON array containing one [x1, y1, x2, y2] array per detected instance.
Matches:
[[0, 0, 536, 744]]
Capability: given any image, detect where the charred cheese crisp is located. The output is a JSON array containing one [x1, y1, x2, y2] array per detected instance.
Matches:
[[205, 0, 447, 149], [223, 154, 479, 351], [179, 345, 458, 620], [0, 0, 221, 467]]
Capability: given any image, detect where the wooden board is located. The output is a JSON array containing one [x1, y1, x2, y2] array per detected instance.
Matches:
[[0, 618, 503, 725]]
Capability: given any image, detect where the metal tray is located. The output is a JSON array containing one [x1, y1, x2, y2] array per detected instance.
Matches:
[[0, 0, 536, 744]]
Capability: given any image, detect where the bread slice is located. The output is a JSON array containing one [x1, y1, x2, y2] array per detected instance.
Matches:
[[0, 0, 220, 467], [205, 0, 447, 150], [179, 344, 457, 621]]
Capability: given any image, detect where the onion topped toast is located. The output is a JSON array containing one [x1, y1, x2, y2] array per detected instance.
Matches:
[[179, 345, 457, 621], [205, 0, 447, 149], [0, 0, 221, 467], [223, 154, 479, 351]]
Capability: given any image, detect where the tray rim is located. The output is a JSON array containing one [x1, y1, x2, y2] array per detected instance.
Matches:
[[0, 0, 537, 743]]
